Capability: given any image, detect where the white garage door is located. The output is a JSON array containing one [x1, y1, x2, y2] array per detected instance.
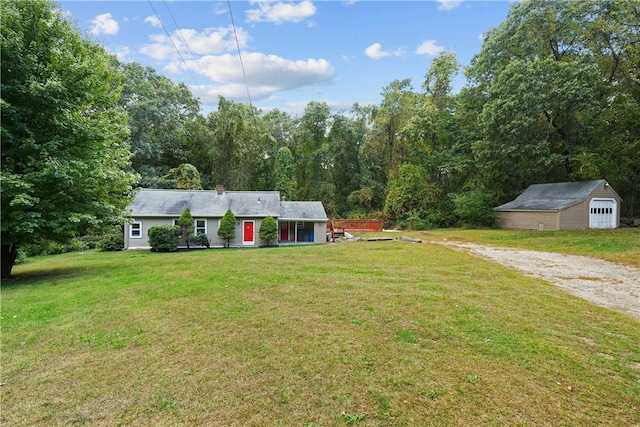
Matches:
[[589, 199, 616, 229]]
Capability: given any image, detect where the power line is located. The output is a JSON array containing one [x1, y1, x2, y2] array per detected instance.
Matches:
[[227, 0, 254, 111]]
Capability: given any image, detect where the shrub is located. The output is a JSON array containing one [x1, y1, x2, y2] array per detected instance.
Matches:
[[99, 230, 124, 251], [451, 188, 497, 228], [148, 225, 180, 252], [259, 216, 278, 246], [194, 232, 210, 248], [177, 208, 195, 248], [218, 209, 236, 248]]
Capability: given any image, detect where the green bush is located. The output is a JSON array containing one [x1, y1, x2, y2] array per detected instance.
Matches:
[[194, 232, 210, 248], [259, 216, 278, 246], [451, 188, 497, 227], [148, 225, 180, 252], [99, 230, 124, 251]]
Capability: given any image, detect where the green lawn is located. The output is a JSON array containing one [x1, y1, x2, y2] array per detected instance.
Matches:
[[2, 231, 639, 426]]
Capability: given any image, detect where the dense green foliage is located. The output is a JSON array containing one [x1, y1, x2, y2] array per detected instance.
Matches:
[[113, 0, 638, 229], [193, 232, 210, 248], [259, 216, 278, 247], [0, 0, 137, 277], [147, 225, 179, 252], [98, 228, 125, 252], [177, 208, 195, 248], [218, 209, 236, 248]]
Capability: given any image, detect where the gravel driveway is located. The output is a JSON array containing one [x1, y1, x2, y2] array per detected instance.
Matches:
[[435, 241, 640, 321]]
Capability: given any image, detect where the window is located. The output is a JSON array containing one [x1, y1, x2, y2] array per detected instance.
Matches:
[[195, 219, 206, 235], [130, 222, 142, 238]]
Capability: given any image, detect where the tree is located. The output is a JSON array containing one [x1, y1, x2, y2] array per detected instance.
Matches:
[[273, 147, 297, 201], [218, 209, 236, 248], [177, 208, 195, 248], [466, 0, 640, 215], [383, 165, 442, 226], [165, 164, 203, 190], [118, 61, 200, 188], [1, 0, 138, 278], [259, 216, 278, 247]]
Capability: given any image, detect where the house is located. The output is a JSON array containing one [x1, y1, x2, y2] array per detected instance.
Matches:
[[124, 187, 328, 249], [494, 180, 622, 230]]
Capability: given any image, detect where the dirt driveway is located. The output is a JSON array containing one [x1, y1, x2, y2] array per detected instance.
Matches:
[[434, 241, 640, 321]]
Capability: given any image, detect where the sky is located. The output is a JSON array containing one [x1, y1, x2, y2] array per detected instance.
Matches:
[[59, 1, 513, 116]]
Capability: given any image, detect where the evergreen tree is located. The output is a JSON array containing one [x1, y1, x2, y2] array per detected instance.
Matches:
[[177, 208, 195, 248], [259, 216, 278, 247], [218, 209, 236, 248]]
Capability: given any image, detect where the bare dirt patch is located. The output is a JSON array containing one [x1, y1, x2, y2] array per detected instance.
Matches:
[[434, 241, 640, 321]]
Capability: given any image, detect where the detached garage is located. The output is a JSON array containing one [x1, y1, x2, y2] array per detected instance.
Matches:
[[494, 180, 622, 231]]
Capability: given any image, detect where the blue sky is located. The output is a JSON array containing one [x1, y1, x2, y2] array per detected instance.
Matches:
[[59, 1, 512, 115]]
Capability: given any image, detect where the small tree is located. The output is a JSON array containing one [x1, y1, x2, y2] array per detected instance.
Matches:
[[259, 216, 278, 247], [218, 209, 236, 248], [148, 225, 180, 252], [178, 208, 195, 248]]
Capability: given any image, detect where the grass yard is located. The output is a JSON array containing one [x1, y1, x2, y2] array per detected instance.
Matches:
[[2, 231, 640, 426]]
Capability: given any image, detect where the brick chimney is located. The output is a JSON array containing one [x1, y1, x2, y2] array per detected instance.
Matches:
[[216, 185, 224, 195]]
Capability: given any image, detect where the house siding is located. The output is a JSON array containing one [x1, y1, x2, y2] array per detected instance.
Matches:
[[559, 202, 587, 229], [496, 211, 559, 231]]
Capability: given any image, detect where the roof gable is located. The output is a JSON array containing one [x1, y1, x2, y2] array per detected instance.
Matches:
[[130, 189, 282, 217], [495, 180, 609, 211]]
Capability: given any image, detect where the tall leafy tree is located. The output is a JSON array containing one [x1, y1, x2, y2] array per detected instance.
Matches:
[[273, 147, 297, 201], [118, 61, 200, 188], [1, 0, 138, 277], [329, 114, 364, 216], [466, 0, 639, 215], [296, 101, 332, 202], [207, 96, 264, 190]]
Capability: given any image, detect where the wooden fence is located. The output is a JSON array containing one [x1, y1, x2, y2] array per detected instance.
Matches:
[[329, 219, 383, 234]]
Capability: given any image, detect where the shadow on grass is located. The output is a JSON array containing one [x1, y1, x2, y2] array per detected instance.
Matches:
[[1, 264, 109, 289]]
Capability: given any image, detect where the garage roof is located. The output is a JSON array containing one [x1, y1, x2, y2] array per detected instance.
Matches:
[[494, 180, 607, 211]]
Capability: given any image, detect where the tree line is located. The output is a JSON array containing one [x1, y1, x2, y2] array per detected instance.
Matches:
[[2, 0, 639, 277]]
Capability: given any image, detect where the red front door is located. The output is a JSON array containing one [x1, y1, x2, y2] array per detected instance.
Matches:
[[243, 221, 254, 244]]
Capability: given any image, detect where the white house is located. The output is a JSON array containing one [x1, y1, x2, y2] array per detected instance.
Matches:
[[124, 187, 328, 249]]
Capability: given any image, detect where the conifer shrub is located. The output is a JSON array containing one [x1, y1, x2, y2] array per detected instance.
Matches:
[[259, 216, 278, 247]]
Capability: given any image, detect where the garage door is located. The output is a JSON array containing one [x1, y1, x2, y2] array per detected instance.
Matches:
[[589, 199, 616, 229]]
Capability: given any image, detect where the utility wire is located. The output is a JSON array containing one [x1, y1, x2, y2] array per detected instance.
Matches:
[[147, 0, 212, 111], [227, 0, 255, 113]]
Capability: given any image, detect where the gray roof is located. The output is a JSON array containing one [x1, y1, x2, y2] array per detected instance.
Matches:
[[130, 189, 282, 217], [280, 201, 328, 221], [494, 180, 606, 211], [129, 189, 327, 221]]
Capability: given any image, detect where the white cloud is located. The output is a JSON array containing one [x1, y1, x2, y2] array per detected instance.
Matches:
[[416, 40, 445, 56], [365, 43, 390, 59], [140, 26, 249, 60], [113, 46, 131, 62], [437, 0, 463, 11], [171, 52, 333, 88], [365, 43, 404, 59], [89, 13, 119, 35], [144, 15, 162, 28], [247, 1, 316, 24]]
